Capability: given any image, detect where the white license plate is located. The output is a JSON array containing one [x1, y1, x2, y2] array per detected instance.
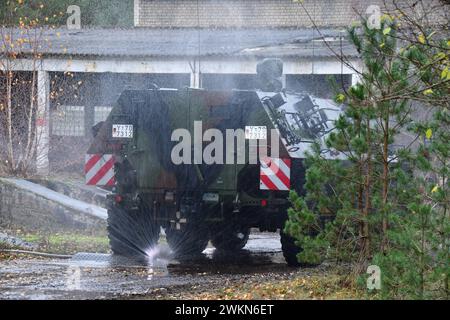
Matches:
[[112, 124, 133, 138], [245, 126, 267, 140]]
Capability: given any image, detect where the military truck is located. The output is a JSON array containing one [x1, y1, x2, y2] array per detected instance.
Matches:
[[86, 59, 344, 266]]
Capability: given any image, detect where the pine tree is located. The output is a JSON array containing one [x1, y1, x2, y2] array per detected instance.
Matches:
[[285, 14, 449, 299]]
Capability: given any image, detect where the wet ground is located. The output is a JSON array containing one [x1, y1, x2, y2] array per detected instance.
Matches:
[[0, 232, 315, 300]]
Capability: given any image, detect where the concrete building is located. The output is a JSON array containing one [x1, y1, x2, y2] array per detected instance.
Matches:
[[2, 0, 372, 174]]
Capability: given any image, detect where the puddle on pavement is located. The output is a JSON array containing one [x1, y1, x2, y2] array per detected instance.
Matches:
[[69, 252, 170, 278], [67, 231, 282, 276], [65, 244, 285, 280], [68, 232, 284, 273]]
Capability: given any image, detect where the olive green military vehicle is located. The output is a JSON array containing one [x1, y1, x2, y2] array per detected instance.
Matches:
[[86, 59, 344, 266]]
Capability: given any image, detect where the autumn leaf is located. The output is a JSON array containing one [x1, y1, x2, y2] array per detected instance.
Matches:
[[441, 67, 450, 80], [425, 128, 433, 139], [381, 14, 393, 23], [335, 94, 346, 103], [434, 52, 446, 60], [423, 88, 433, 95], [383, 27, 391, 35], [418, 34, 426, 44]]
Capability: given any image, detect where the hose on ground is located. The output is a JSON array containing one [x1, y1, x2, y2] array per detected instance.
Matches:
[[0, 249, 72, 259]]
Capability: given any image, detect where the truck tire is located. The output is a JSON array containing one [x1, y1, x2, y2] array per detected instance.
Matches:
[[165, 227, 209, 257], [107, 203, 160, 261], [280, 231, 302, 267], [211, 226, 250, 251]]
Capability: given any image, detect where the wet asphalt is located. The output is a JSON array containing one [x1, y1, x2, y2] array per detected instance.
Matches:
[[0, 232, 303, 300]]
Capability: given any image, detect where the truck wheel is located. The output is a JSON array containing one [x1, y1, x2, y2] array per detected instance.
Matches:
[[211, 226, 250, 251], [107, 203, 160, 261], [165, 226, 209, 257], [280, 231, 302, 267]]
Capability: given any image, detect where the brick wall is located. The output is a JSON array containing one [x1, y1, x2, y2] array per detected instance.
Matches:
[[137, 0, 379, 28]]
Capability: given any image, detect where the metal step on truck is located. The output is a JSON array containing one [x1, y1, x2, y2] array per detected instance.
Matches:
[[85, 59, 344, 266]]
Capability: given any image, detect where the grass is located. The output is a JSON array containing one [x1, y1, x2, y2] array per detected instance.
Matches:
[[20, 232, 110, 255], [4, 229, 168, 256]]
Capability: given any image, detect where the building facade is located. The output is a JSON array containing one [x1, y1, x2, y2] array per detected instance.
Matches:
[[3, 0, 374, 174]]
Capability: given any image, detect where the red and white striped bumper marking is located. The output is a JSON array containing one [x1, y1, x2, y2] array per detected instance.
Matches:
[[85, 154, 115, 186], [260, 157, 291, 191]]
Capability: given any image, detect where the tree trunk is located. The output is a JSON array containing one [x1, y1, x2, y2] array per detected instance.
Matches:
[[361, 118, 372, 264], [6, 69, 15, 172], [381, 110, 390, 253]]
